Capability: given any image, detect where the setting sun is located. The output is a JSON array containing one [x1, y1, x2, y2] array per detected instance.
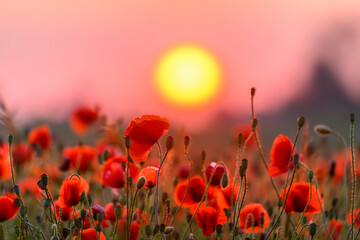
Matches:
[[155, 44, 222, 109]]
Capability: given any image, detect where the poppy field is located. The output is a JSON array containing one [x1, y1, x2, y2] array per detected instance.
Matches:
[[0, 88, 358, 240]]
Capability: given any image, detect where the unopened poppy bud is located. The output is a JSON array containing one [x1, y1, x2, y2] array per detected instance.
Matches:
[[8, 134, 13, 144], [162, 192, 169, 203], [80, 209, 87, 221], [121, 161, 127, 171], [302, 216, 308, 225], [332, 198, 338, 208], [136, 176, 146, 189], [13, 184, 21, 195], [252, 118, 258, 129], [238, 133, 243, 147], [308, 170, 314, 180], [278, 199, 283, 208], [293, 154, 299, 166], [186, 214, 192, 223], [215, 224, 222, 234], [51, 236, 59, 240], [314, 124, 331, 136], [20, 206, 28, 218], [148, 181, 154, 188], [260, 212, 264, 226], [37, 180, 46, 190], [119, 196, 126, 206], [132, 211, 138, 221], [329, 161, 336, 177], [297, 116, 305, 128], [125, 136, 131, 150], [87, 195, 93, 205], [173, 177, 179, 187], [103, 150, 109, 161], [41, 174, 49, 188], [153, 224, 160, 235], [36, 216, 41, 223], [309, 223, 317, 237], [145, 225, 151, 236], [75, 218, 82, 228], [80, 191, 86, 203], [160, 223, 166, 232], [221, 171, 229, 188], [184, 135, 190, 148], [115, 205, 122, 218], [14, 198, 21, 207], [350, 113, 355, 124], [171, 207, 177, 215], [201, 151, 206, 163], [166, 136, 174, 150], [96, 212, 104, 222], [127, 177, 133, 186], [251, 87, 256, 97], [164, 226, 175, 235], [96, 223, 102, 232], [43, 198, 51, 209], [242, 158, 248, 172], [228, 222, 233, 231], [14, 226, 20, 236], [224, 209, 231, 218]]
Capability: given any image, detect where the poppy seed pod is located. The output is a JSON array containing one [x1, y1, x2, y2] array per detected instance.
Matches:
[[302, 216, 308, 225], [252, 118, 258, 129], [40, 174, 49, 189], [242, 158, 248, 172], [308, 170, 314, 180], [166, 136, 174, 150], [80, 209, 87, 221], [119, 196, 126, 206], [309, 223, 317, 237], [164, 226, 175, 235], [153, 224, 160, 235], [114, 205, 122, 218], [297, 116, 305, 128], [8, 134, 13, 144], [221, 171, 229, 188], [314, 124, 331, 136], [13, 185, 21, 196], [238, 133, 243, 147], [201, 151, 206, 163], [136, 176, 146, 189], [43, 199, 51, 209], [184, 135, 190, 148], [350, 113, 355, 124], [103, 150, 109, 161], [215, 224, 223, 234], [293, 154, 299, 166]]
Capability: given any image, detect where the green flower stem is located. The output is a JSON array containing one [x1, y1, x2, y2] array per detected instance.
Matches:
[[350, 115, 356, 240], [232, 176, 247, 240]]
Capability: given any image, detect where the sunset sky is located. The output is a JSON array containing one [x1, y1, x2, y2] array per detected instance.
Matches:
[[1, 0, 360, 129]]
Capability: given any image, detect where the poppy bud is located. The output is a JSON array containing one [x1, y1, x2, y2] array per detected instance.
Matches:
[[184, 136, 190, 148], [201, 151, 206, 163], [8, 134, 13, 144], [350, 113, 355, 124], [251, 87, 256, 97], [115, 205, 122, 218], [14, 226, 20, 236], [37, 180, 46, 190], [51, 236, 59, 240], [153, 224, 160, 235], [59, 157, 71, 172], [215, 224, 222, 234], [87, 195, 93, 206], [136, 176, 146, 189], [302, 216, 308, 225], [36, 216, 41, 224], [332, 198, 338, 208], [43, 198, 51, 209], [80, 191, 86, 203], [96, 212, 104, 222], [293, 154, 299, 166], [221, 171, 229, 188], [224, 209, 231, 218], [75, 218, 82, 228], [14, 198, 21, 207], [186, 214, 192, 223], [171, 207, 177, 215], [308, 170, 314, 181], [165, 199, 171, 208], [96, 223, 102, 232], [20, 206, 28, 218], [132, 211, 138, 221], [228, 222, 233, 231], [166, 136, 174, 150], [13, 184, 21, 196], [297, 116, 305, 128], [119, 196, 126, 206], [148, 181, 154, 188], [145, 225, 151, 236], [252, 118, 258, 129], [103, 150, 109, 161], [41, 174, 49, 189], [80, 209, 87, 221], [260, 212, 264, 226], [238, 133, 243, 147], [162, 192, 169, 203], [329, 161, 336, 177], [121, 161, 127, 171], [164, 226, 175, 235], [160, 223, 166, 232], [314, 124, 331, 136], [125, 136, 131, 150], [127, 177, 133, 186], [278, 199, 283, 208], [173, 177, 179, 187], [242, 158, 248, 172], [309, 223, 317, 237]]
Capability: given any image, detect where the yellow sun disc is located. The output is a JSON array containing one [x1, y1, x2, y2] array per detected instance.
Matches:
[[155, 44, 222, 109]]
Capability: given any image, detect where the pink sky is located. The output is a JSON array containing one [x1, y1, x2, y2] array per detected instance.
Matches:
[[1, 0, 360, 129]]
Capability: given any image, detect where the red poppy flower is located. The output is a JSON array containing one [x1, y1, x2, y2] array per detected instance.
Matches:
[[104, 202, 121, 222], [347, 208, 360, 227], [130, 221, 140, 240], [326, 219, 342, 240], [58, 175, 89, 207], [268, 134, 294, 177], [234, 124, 256, 148], [205, 162, 226, 186], [28, 125, 52, 151], [138, 166, 159, 188], [98, 156, 138, 188], [0, 194, 20, 222], [63, 145, 97, 172], [195, 205, 227, 236], [239, 203, 270, 233], [55, 199, 74, 221], [124, 115, 170, 162], [280, 182, 323, 214], [70, 107, 99, 135], [73, 228, 106, 240], [0, 145, 11, 180], [12, 142, 33, 165], [18, 177, 42, 200], [174, 177, 216, 213], [215, 180, 238, 209], [178, 165, 190, 179]]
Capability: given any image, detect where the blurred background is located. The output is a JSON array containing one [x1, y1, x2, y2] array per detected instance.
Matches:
[[1, 0, 360, 155]]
